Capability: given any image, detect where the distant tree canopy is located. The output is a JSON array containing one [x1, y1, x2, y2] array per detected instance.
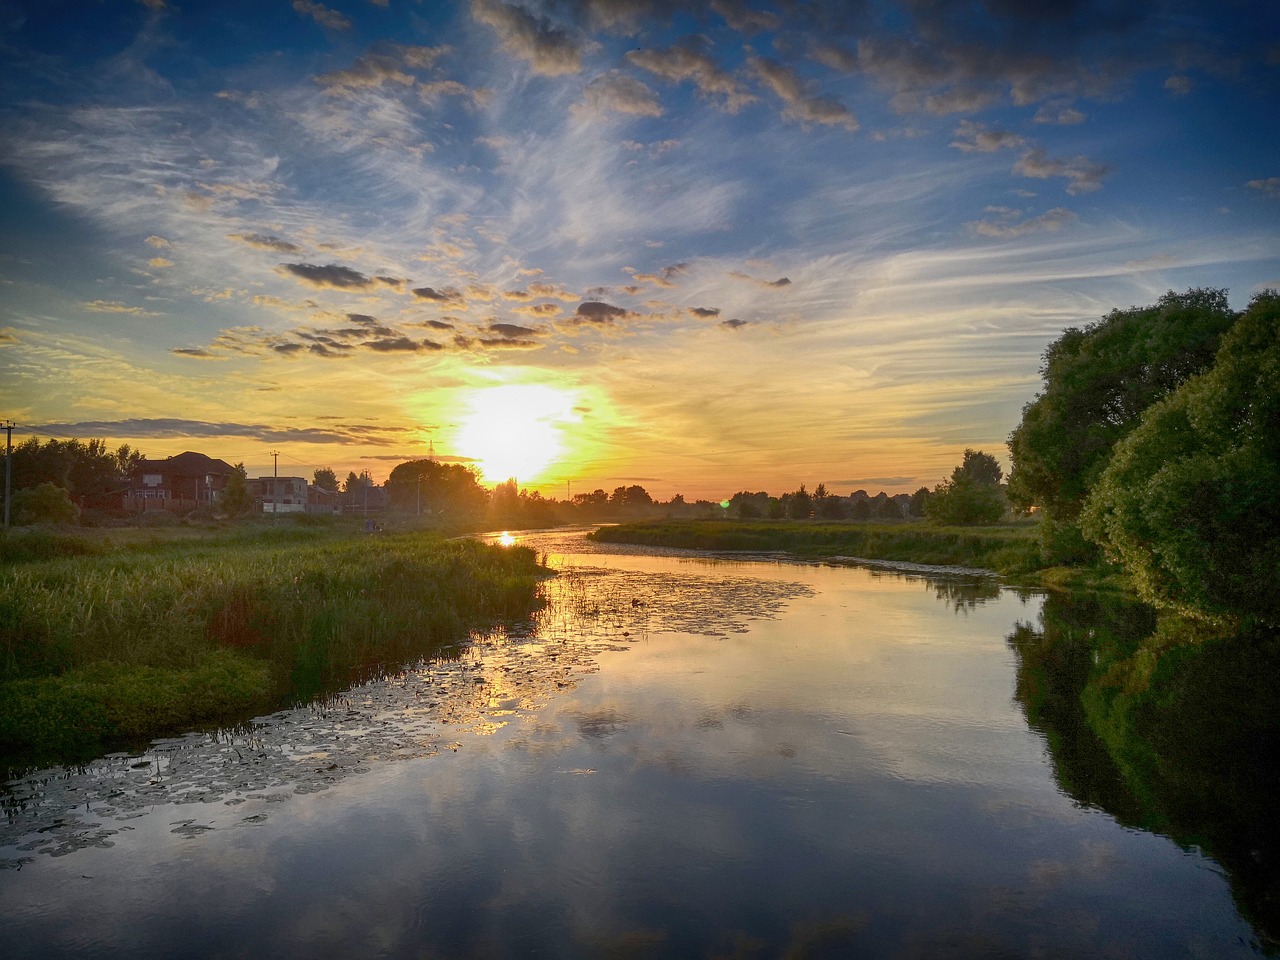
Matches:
[[1081, 291, 1280, 625], [386, 459, 488, 518], [926, 449, 1005, 526], [1007, 288, 1236, 561], [9, 438, 143, 498], [312, 467, 338, 492]]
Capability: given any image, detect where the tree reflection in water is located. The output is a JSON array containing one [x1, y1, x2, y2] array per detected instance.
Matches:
[[1007, 593, 1280, 953]]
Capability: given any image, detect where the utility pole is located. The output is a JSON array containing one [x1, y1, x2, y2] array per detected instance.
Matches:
[[2, 420, 14, 529], [270, 450, 280, 516]]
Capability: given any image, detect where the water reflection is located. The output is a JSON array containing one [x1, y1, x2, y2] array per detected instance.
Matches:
[[1, 533, 1270, 959], [1008, 593, 1280, 953]]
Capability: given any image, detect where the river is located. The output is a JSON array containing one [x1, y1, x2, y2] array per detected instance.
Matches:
[[0, 529, 1271, 958]]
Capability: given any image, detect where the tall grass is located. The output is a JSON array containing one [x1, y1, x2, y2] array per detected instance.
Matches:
[[0, 529, 545, 765]]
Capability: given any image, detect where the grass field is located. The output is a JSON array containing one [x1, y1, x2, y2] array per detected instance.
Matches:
[[0, 519, 546, 766]]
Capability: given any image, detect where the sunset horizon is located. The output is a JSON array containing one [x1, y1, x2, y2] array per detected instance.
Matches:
[[3, 0, 1277, 500]]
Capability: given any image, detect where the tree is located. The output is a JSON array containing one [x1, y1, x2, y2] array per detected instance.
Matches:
[[10, 482, 80, 525], [313, 467, 339, 492], [1008, 288, 1237, 561], [909, 486, 931, 518], [957, 449, 1003, 486], [926, 449, 1006, 525], [1081, 291, 1280, 624], [221, 463, 254, 516], [385, 459, 488, 519], [342, 471, 361, 494], [788, 484, 813, 519]]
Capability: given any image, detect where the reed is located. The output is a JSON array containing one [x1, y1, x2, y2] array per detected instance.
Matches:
[[0, 528, 546, 765]]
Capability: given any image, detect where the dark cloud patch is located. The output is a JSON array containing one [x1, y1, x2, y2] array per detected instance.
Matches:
[[476, 337, 542, 349], [1013, 148, 1110, 194], [626, 38, 757, 112], [28, 418, 402, 446], [280, 262, 375, 290], [690, 306, 721, 318], [488, 322, 538, 338], [347, 313, 380, 326], [412, 286, 466, 306], [575, 300, 630, 323], [229, 233, 303, 253], [172, 347, 222, 359], [720, 317, 753, 329], [272, 342, 306, 355], [364, 337, 427, 352], [472, 0, 584, 76], [418, 319, 456, 330]]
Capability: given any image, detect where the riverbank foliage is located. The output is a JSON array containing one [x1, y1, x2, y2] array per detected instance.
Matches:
[[0, 521, 545, 766], [589, 519, 1047, 576], [1009, 287, 1279, 625]]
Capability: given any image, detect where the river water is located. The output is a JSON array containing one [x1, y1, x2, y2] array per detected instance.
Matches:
[[0, 530, 1266, 958]]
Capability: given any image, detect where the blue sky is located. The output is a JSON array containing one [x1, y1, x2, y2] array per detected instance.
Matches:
[[1, 0, 1277, 497]]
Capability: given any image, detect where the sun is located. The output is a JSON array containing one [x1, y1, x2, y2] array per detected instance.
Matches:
[[454, 384, 580, 483]]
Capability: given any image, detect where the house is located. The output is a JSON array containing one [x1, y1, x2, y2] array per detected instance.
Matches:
[[129, 451, 236, 508], [248, 476, 308, 513]]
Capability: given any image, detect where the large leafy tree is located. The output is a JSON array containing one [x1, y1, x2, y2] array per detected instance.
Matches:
[[1007, 288, 1237, 561], [221, 463, 254, 517], [925, 449, 1005, 526], [1081, 291, 1280, 625], [386, 459, 488, 518]]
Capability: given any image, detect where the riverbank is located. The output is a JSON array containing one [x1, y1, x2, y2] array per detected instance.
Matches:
[[0, 521, 546, 768], [587, 518, 1131, 594]]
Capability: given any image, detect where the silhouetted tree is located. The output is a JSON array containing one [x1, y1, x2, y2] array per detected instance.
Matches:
[[221, 463, 254, 516], [313, 467, 339, 491]]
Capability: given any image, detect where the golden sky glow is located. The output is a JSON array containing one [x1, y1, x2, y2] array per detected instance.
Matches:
[[1, 2, 1276, 499]]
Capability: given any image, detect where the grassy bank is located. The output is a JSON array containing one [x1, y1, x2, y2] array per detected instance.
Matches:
[[588, 519, 1132, 593], [0, 522, 545, 767]]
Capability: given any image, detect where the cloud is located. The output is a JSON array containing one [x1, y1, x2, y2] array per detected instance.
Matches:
[[573, 300, 630, 324], [629, 262, 688, 288], [1247, 177, 1280, 197], [315, 45, 450, 93], [1165, 74, 1193, 96], [171, 347, 222, 359], [627, 41, 757, 113], [948, 119, 1024, 153], [690, 306, 721, 318], [412, 286, 467, 306], [28, 418, 403, 445], [711, 0, 780, 34], [748, 56, 858, 131], [84, 300, 161, 316], [279, 263, 390, 290], [728, 272, 791, 288], [148, 257, 173, 268], [488, 322, 538, 339], [968, 207, 1078, 237], [720, 317, 752, 329], [573, 71, 664, 118], [229, 233, 303, 253], [472, 0, 584, 76], [1014, 149, 1110, 194], [1033, 102, 1086, 125], [292, 0, 351, 31], [144, 235, 170, 248], [364, 337, 440, 352]]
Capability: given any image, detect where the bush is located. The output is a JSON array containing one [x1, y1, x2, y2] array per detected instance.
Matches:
[[10, 483, 80, 525]]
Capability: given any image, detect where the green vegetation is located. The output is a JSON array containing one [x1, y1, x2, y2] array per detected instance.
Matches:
[[924, 449, 1006, 525], [1081, 291, 1280, 625], [0, 521, 546, 766], [1007, 288, 1238, 564]]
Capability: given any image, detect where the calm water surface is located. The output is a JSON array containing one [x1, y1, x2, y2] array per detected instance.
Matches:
[[0, 530, 1262, 958]]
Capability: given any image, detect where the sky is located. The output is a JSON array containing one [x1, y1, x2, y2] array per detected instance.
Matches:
[[1, 0, 1277, 499]]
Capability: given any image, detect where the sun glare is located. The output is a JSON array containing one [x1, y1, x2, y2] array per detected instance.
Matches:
[[454, 384, 579, 483]]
